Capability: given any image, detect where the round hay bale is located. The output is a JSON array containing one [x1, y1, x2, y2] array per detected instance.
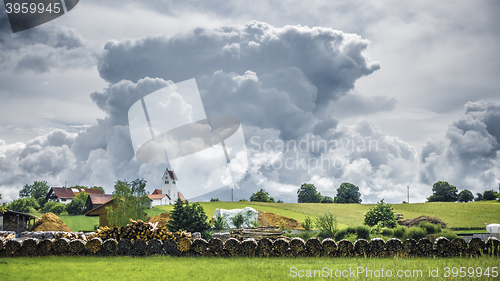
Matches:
[[37, 239, 53, 256], [191, 238, 208, 255], [86, 237, 103, 254], [273, 238, 289, 257], [257, 238, 274, 257], [148, 239, 164, 255], [240, 238, 257, 257], [53, 238, 70, 255], [435, 237, 451, 257], [322, 238, 337, 257], [69, 239, 86, 256], [337, 240, 354, 258], [417, 238, 434, 257], [102, 239, 118, 256], [3, 239, 22, 257], [450, 237, 467, 257], [305, 237, 323, 257], [224, 238, 242, 257], [402, 238, 418, 257], [354, 239, 369, 257], [485, 237, 500, 256], [208, 238, 224, 254], [132, 239, 148, 256], [19, 238, 38, 257], [369, 238, 386, 258], [117, 238, 133, 256], [468, 237, 484, 257], [289, 237, 306, 257], [386, 238, 403, 257]]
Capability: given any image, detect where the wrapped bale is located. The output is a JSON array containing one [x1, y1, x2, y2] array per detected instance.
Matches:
[[117, 238, 133, 256], [3, 239, 22, 257], [468, 237, 484, 257], [224, 238, 242, 257], [148, 239, 164, 256], [386, 238, 403, 257], [19, 238, 38, 257], [322, 238, 337, 257], [132, 239, 148, 256], [69, 239, 86, 256], [417, 238, 434, 257], [208, 238, 224, 256], [191, 238, 208, 256], [86, 237, 103, 255], [37, 239, 53, 256], [305, 238, 323, 257], [485, 237, 500, 256], [337, 240, 354, 258], [176, 237, 192, 253], [273, 238, 289, 257], [240, 238, 257, 257], [434, 237, 451, 257], [257, 238, 274, 257], [289, 237, 306, 257], [450, 237, 467, 257], [402, 239, 417, 257], [102, 239, 118, 256], [53, 238, 70, 255], [369, 238, 386, 258], [354, 239, 369, 257]]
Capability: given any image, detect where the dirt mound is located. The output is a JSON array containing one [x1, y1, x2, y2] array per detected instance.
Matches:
[[398, 215, 447, 228], [34, 212, 72, 232], [148, 212, 171, 227], [258, 211, 303, 229]]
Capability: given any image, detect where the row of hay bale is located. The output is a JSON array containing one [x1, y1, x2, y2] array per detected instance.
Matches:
[[1, 236, 499, 258]]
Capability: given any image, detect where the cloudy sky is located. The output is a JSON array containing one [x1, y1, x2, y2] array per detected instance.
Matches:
[[1, 0, 499, 204]]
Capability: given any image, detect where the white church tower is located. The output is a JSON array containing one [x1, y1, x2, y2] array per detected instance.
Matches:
[[162, 168, 178, 204]]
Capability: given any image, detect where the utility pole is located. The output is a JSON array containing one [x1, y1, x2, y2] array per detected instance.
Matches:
[[407, 186, 410, 204]]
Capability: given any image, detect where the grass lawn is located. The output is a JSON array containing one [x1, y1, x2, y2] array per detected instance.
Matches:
[[59, 215, 98, 232], [1, 256, 498, 280]]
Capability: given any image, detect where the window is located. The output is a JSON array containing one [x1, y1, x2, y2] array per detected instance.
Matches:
[[165, 180, 169, 184], [173, 181, 176, 184]]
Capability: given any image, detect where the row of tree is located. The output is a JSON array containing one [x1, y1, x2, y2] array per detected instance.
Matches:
[[427, 181, 500, 202]]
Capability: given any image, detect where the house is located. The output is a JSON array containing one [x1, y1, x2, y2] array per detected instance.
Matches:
[[85, 194, 113, 213], [148, 189, 170, 208], [85, 199, 117, 227], [45, 187, 104, 204], [0, 209, 38, 236]]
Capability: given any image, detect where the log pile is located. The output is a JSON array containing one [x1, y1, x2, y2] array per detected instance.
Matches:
[[435, 237, 451, 257], [305, 238, 322, 257], [468, 237, 484, 257], [402, 239, 418, 257], [289, 237, 306, 257], [18, 238, 38, 257], [36, 239, 53, 256], [369, 238, 386, 258], [354, 239, 369, 257], [273, 238, 289, 257], [102, 238, 118, 256], [231, 226, 282, 240], [485, 237, 500, 256], [93, 219, 191, 242], [386, 238, 403, 257], [322, 238, 337, 257], [52, 238, 70, 255], [256, 238, 273, 257], [224, 238, 242, 257], [417, 238, 434, 257], [69, 239, 86, 256], [337, 240, 354, 257], [240, 238, 257, 257]]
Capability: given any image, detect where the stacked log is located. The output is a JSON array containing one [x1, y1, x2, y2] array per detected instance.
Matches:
[[305, 238, 323, 257], [354, 239, 369, 257], [191, 238, 208, 256], [3, 239, 21, 257], [208, 237, 224, 256], [224, 238, 242, 257], [257, 238, 273, 257], [0, 238, 4, 255], [19, 238, 38, 257], [148, 239, 164, 255], [322, 238, 337, 257], [417, 238, 434, 257], [402, 239, 418, 257], [176, 237, 192, 253], [53, 238, 70, 255], [485, 237, 499, 256], [86, 237, 103, 254], [468, 237, 484, 257], [102, 239, 118, 256], [69, 239, 86, 256], [449, 237, 467, 257], [163, 239, 184, 256], [93, 219, 190, 242], [240, 238, 257, 257], [231, 226, 282, 240], [289, 237, 306, 257], [385, 238, 403, 257], [37, 239, 53, 256], [117, 238, 133, 256], [337, 240, 354, 258], [369, 238, 386, 258], [434, 237, 451, 257], [273, 238, 289, 257]]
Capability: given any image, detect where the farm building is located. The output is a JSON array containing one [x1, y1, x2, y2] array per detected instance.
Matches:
[[85, 199, 118, 227], [0, 209, 38, 236], [45, 187, 104, 204], [85, 194, 113, 213]]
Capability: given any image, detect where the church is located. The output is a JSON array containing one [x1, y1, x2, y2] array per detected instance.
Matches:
[[148, 168, 186, 206]]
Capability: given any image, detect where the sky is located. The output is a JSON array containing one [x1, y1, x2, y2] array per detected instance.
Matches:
[[0, 0, 499, 204]]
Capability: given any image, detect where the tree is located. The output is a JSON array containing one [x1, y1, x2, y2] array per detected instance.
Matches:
[[90, 186, 105, 194], [42, 201, 66, 214], [65, 191, 89, 215], [19, 180, 50, 208], [250, 189, 275, 203], [457, 190, 474, 202], [232, 213, 245, 229], [315, 211, 337, 238], [106, 179, 150, 227], [297, 183, 322, 203], [475, 192, 484, 201], [483, 190, 499, 201], [334, 182, 362, 204], [321, 196, 334, 203], [427, 181, 458, 202], [364, 199, 397, 228], [167, 198, 211, 239], [8, 198, 39, 213]]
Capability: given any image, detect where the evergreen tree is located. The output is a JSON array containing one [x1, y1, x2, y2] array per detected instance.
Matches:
[[167, 198, 211, 239]]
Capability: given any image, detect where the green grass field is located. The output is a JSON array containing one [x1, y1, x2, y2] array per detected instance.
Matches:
[[60, 201, 500, 232], [1, 256, 498, 280]]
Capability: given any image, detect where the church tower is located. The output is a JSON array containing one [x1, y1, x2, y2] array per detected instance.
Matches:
[[161, 168, 178, 204]]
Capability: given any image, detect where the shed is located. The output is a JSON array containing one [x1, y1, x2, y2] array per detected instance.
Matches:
[[85, 199, 117, 227], [0, 209, 38, 236], [85, 194, 113, 213]]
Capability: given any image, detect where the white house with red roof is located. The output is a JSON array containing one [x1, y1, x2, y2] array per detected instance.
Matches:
[[45, 187, 104, 204]]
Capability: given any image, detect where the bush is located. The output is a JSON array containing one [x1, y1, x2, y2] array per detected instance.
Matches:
[[437, 229, 458, 240], [301, 216, 313, 231], [364, 199, 397, 228], [404, 226, 427, 241], [48, 202, 66, 215], [65, 198, 85, 215], [418, 221, 441, 234], [355, 225, 371, 240], [232, 213, 245, 229], [8, 197, 39, 213], [381, 228, 394, 237], [334, 227, 356, 242], [212, 215, 227, 231], [393, 226, 407, 239], [315, 211, 337, 239], [210, 198, 220, 202]]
